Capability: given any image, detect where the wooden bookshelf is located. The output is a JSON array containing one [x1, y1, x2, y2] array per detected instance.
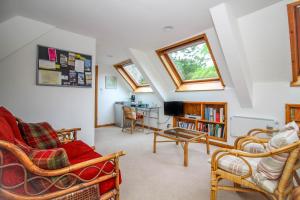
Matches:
[[173, 102, 227, 143], [286, 104, 300, 127]]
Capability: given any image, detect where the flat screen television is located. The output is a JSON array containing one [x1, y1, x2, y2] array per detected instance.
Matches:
[[164, 101, 184, 116]]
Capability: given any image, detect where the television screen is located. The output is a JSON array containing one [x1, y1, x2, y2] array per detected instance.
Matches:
[[164, 101, 184, 116]]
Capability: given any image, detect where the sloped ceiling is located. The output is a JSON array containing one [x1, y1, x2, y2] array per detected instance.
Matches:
[[0, 0, 280, 65], [0, 0, 284, 105]]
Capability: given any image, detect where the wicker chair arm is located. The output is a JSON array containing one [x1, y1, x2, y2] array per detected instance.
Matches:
[[233, 128, 278, 149], [247, 128, 279, 136], [0, 140, 125, 177]]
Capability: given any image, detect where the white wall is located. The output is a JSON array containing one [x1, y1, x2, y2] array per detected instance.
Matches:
[[97, 64, 131, 125], [238, 0, 293, 82], [0, 16, 96, 146]]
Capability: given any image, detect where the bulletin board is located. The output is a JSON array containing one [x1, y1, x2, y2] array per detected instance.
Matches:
[[36, 45, 92, 87]]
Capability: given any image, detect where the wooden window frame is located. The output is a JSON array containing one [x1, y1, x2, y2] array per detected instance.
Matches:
[[114, 59, 152, 93], [156, 34, 225, 92], [288, 1, 300, 86]]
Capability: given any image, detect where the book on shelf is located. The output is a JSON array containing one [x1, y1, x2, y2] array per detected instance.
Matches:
[[291, 108, 295, 121], [177, 121, 195, 130], [197, 122, 224, 138], [204, 107, 224, 123]]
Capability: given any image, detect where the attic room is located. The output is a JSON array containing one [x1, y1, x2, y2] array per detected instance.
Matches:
[[2, 0, 300, 199]]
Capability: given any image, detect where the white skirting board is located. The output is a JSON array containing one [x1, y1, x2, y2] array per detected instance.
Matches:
[[230, 116, 277, 137]]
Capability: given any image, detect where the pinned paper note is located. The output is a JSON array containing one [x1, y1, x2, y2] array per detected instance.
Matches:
[[39, 70, 61, 85], [48, 48, 57, 61], [75, 59, 84, 72], [39, 59, 56, 69], [68, 53, 75, 66], [84, 59, 91, 71], [78, 73, 85, 85], [60, 54, 68, 67]]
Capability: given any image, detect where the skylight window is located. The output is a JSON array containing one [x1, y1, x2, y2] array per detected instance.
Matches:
[[156, 34, 224, 91], [114, 60, 152, 93], [123, 63, 148, 86]]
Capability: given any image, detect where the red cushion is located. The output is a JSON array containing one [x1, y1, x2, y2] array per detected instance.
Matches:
[[29, 148, 72, 192], [0, 107, 24, 142], [59, 140, 94, 160], [18, 122, 61, 149], [69, 151, 122, 194], [0, 116, 15, 143]]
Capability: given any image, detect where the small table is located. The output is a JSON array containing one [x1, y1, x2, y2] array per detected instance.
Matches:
[[153, 127, 210, 167]]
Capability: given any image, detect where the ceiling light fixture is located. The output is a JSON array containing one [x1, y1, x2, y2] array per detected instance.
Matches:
[[163, 26, 174, 32]]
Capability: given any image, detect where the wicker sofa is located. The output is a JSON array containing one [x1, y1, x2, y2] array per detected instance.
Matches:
[[0, 107, 125, 200]]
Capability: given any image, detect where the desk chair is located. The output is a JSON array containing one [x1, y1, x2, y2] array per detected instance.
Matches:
[[122, 106, 144, 134]]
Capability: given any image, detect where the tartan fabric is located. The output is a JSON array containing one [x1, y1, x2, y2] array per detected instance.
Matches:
[[14, 138, 33, 154], [0, 106, 25, 142], [13, 139, 72, 192], [30, 148, 70, 170], [29, 148, 73, 191], [18, 122, 61, 149]]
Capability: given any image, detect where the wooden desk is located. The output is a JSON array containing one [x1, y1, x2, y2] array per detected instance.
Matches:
[[153, 127, 210, 167]]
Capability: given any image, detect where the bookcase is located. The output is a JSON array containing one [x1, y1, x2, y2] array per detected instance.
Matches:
[[173, 102, 227, 142], [286, 104, 300, 127]]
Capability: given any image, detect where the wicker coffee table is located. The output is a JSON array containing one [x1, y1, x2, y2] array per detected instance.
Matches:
[[153, 127, 210, 167]]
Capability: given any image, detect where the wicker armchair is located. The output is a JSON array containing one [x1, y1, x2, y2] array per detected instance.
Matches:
[[210, 129, 300, 200]]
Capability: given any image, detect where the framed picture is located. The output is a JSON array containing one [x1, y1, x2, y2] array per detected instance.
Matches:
[[105, 76, 117, 89]]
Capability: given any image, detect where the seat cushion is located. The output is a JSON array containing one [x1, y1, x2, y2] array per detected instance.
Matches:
[[18, 122, 61, 149], [217, 153, 260, 176], [0, 106, 25, 142], [69, 150, 121, 195], [59, 140, 94, 160], [217, 153, 278, 193]]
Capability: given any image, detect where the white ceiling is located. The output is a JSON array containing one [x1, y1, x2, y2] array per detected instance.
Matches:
[[0, 0, 280, 65]]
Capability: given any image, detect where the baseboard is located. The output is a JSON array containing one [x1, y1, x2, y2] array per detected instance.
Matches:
[[96, 123, 116, 128]]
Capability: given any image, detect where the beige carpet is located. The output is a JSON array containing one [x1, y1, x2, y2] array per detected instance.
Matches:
[[95, 127, 262, 200]]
